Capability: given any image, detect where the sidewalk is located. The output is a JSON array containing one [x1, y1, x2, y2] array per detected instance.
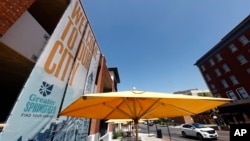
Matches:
[[116, 126, 174, 141], [118, 133, 172, 141], [139, 133, 171, 141]]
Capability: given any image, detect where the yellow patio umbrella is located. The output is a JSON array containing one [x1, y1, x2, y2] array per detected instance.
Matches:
[[59, 90, 232, 141]]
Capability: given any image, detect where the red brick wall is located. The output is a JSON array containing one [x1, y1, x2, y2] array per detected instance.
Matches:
[[0, 0, 35, 35], [89, 55, 116, 134], [89, 119, 100, 134], [200, 28, 250, 99]]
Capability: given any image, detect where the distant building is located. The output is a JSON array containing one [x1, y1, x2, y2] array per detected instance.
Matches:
[[195, 15, 250, 125], [174, 88, 211, 96], [172, 89, 214, 125]]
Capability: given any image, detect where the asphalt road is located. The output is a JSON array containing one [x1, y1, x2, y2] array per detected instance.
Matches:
[[138, 124, 229, 141]]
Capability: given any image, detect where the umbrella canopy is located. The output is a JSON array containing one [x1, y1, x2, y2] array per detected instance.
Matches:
[[60, 90, 231, 119], [59, 90, 232, 140]]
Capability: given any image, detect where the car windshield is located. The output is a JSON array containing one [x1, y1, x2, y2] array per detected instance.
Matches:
[[192, 123, 206, 128]]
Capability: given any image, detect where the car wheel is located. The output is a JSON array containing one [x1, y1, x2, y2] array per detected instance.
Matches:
[[197, 133, 204, 141], [181, 131, 187, 137]]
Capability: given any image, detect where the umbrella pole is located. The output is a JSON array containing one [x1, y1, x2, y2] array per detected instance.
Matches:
[[147, 120, 150, 136], [166, 121, 172, 141], [134, 119, 139, 141]]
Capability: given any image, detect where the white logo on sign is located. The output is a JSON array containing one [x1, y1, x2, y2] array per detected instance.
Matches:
[[234, 129, 247, 136]]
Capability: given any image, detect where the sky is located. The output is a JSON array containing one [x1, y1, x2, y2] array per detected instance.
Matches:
[[81, 0, 250, 93]]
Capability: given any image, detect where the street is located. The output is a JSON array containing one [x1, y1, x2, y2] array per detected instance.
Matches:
[[138, 124, 229, 141]]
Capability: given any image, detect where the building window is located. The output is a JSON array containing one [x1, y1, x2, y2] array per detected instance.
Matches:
[[246, 68, 250, 74], [238, 35, 249, 46], [210, 84, 216, 91], [229, 75, 239, 85], [228, 43, 237, 53], [237, 54, 248, 65], [214, 94, 221, 98], [200, 65, 206, 72], [221, 79, 229, 88], [205, 74, 211, 81], [226, 90, 238, 100], [236, 87, 250, 99], [222, 64, 230, 73], [215, 68, 221, 76], [209, 59, 215, 66], [215, 53, 223, 62]]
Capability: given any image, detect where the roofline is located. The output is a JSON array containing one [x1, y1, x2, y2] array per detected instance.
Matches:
[[194, 14, 250, 66], [108, 67, 120, 83]]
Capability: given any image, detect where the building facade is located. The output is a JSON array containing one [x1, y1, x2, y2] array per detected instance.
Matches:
[[0, 0, 120, 140], [0, 0, 69, 124], [174, 88, 211, 96], [195, 15, 250, 125], [88, 56, 121, 141]]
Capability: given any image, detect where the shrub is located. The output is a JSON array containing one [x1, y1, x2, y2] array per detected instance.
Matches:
[[112, 129, 124, 139]]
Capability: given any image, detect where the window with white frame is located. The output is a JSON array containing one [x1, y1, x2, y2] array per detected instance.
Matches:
[[236, 87, 250, 99], [205, 74, 211, 81], [200, 65, 206, 72], [215, 53, 223, 62], [226, 90, 238, 100], [228, 43, 237, 53], [215, 68, 221, 76], [238, 35, 249, 46], [229, 75, 239, 85], [222, 64, 230, 73], [209, 59, 215, 66], [221, 79, 229, 88], [237, 54, 248, 65]]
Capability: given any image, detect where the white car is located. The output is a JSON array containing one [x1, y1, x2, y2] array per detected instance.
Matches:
[[143, 121, 154, 126], [180, 123, 218, 140]]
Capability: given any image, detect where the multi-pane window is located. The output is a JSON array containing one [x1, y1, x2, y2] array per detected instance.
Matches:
[[237, 54, 248, 65], [229, 75, 239, 85], [209, 59, 215, 66], [228, 43, 237, 53], [226, 91, 238, 100], [222, 64, 230, 73], [236, 87, 250, 99], [215, 68, 221, 76], [238, 35, 249, 46], [205, 74, 211, 81], [221, 79, 229, 88], [215, 54, 222, 62], [200, 65, 206, 72]]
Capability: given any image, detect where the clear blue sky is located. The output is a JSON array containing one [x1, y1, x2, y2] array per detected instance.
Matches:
[[81, 0, 250, 93]]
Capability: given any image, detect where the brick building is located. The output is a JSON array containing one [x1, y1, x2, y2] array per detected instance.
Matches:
[[0, 0, 120, 140], [195, 15, 250, 125]]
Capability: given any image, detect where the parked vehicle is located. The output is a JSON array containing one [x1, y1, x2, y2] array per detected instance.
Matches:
[[0, 123, 4, 132], [143, 121, 154, 126], [180, 123, 218, 140], [147, 122, 154, 126]]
